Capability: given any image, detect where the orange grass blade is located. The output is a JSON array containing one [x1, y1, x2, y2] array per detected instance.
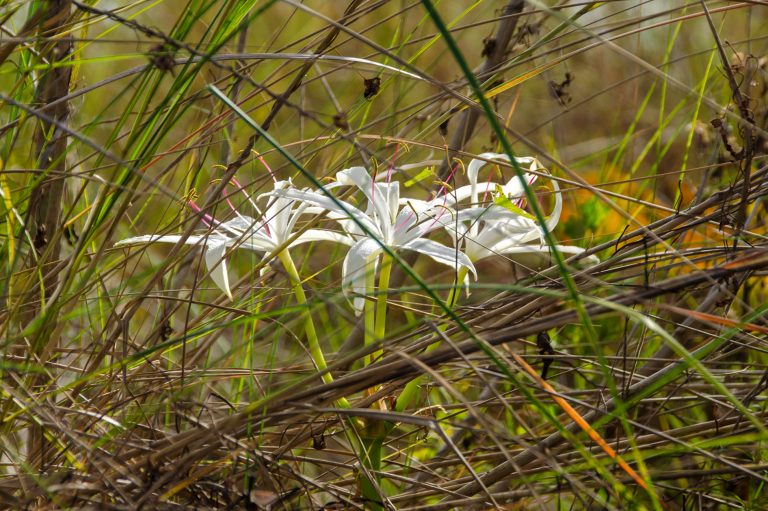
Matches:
[[510, 352, 651, 492], [659, 303, 768, 335]]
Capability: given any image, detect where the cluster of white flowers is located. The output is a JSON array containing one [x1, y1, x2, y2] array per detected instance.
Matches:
[[116, 153, 597, 313]]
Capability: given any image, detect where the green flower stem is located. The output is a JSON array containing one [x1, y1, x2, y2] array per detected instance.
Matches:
[[277, 250, 350, 409], [395, 266, 469, 412], [360, 254, 393, 509], [374, 254, 392, 359], [447, 266, 469, 308], [363, 258, 377, 364], [278, 251, 329, 379]]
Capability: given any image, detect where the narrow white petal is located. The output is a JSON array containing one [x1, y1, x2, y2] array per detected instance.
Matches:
[[398, 238, 477, 280], [238, 237, 275, 253], [263, 181, 294, 242], [544, 178, 563, 233], [337, 166, 375, 203], [338, 167, 397, 241], [289, 229, 355, 248], [285, 202, 312, 240], [515, 177, 563, 245], [114, 234, 212, 247], [215, 217, 275, 252], [218, 216, 258, 236], [467, 153, 510, 204], [502, 173, 537, 199], [337, 218, 364, 238], [393, 198, 440, 240], [427, 184, 464, 211], [343, 238, 382, 315], [204, 241, 233, 300], [462, 229, 502, 263], [485, 214, 539, 240], [268, 188, 380, 237], [455, 206, 536, 229], [381, 181, 400, 225]]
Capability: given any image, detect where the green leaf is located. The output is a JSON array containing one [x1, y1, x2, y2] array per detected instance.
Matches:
[[404, 166, 434, 187], [492, 184, 535, 220]]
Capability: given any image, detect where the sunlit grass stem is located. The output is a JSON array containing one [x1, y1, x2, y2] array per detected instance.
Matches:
[[277, 250, 350, 408], [361, 253, 393, 510], [395, 266, 468, 412], [374, 254, 392, 359], [364, 258, 377, 365]]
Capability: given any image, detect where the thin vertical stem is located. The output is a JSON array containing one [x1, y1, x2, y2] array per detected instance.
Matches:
[[395, 266, 468, 412], [364, 257, 377, 365], [278, 251, 349, 409], [373, 253, 392, 359], [447, 266, 469, 308], [25, 0, 73, 473], [360, 254, 389, 509]]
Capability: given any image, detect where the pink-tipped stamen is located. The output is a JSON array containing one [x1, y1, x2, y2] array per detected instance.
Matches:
[[515, 175, 537, 208], [187, 200, 215, 228], [227, 176, 271, 237], [482, 172, 493, 203], [253, 151, 277, 183], [221, 184, 239, 214], [230, 177, 251, 201], [423, 161, 470, 233], [434, 161, 461, 202]]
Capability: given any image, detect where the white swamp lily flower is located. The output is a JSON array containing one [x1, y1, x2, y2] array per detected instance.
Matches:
[[269, 166, 477, 314], [115, 180, 353, 300], [446, 152, 598, 276]]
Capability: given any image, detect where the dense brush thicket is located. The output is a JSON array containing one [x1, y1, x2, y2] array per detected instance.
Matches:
[[1, 1, 767, 509]]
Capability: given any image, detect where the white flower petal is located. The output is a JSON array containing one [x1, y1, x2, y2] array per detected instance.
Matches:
[[398, 238, 477, 280], [263, 180, 295, 242], [285, 202, 312, 239], [337, 166, 375, 202], [220, 215, 256, 231], [343, 238, 383, 315], [454, 206, 537, 233], [289, 229, 355, 248], [204, 240, 233, 300], [442, 184, 475, 206], [114, 234, 213, 247], [237, 237, 275, 253], [394, 198, 430, 230], [393, 198, 454, 243], [544, 178, 563, 234], [268, 187, 380, 237], [337, 167, 398, 241], [467, 153, 510, 204], [502, 172, 537, 199], [381, 181, 400, 225]]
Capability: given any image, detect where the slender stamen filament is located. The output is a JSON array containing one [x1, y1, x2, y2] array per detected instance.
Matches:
[[481, 172, 494, 203], [186, 200, 215, 228], [252, 150, 277, 183], [434, 161, 461, 200]]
